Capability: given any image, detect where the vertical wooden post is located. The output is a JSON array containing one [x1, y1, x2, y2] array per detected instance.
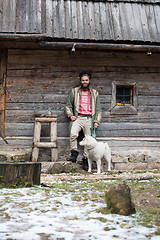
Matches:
[[50, 121, 58, 161], [0, 49, 7, 136], [32, 121, 41, 162]]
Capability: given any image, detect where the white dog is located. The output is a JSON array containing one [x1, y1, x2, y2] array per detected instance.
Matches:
[[79, 135, 111, 174]]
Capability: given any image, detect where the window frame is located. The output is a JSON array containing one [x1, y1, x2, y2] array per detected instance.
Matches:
[[111, 81, 138, 115]]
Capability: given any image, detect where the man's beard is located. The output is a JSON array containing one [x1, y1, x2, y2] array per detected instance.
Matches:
[[81, 83, 90, 90]]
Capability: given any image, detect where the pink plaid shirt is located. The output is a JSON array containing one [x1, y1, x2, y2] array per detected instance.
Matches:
[[78, 89, 91, 116]]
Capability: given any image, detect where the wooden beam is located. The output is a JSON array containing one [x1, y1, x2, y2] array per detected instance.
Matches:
[[38, 41, 160, 52], [0, 33, 46, 41]]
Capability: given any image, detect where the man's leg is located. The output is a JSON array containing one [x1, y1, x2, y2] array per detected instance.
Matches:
[[81, 117, 92, 170], [70, 118, 82, 151], [82, 117, 92, 157], [67, 118, 82, 162]]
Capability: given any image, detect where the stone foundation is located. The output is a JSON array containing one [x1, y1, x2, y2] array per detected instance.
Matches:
[[0, 148, 160, 172]]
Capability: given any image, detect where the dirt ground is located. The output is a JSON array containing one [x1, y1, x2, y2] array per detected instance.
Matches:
[[41, 170, 160, 210], [41, 170, 160, 181]]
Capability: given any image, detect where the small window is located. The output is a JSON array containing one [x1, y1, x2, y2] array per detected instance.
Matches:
[[111, 81, 138, 115], [116, 86, 133, 105]]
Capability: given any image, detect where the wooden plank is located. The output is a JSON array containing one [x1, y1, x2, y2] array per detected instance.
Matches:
[[15, 0, 21, 32], [64, 0, 72, 39], [50, 121, 57, 142], [52, 0, 60, 38], [41, 0, 46, 34], [9, 0, 16, 33], [46, 0, 53, 36], [130, 2, 144, 41], [0, 49, 7, 135], [2, 0, 10, 32], [50, 121, 58, 161], [5, 123, 66, 137], [5, 122, 160, 138], [110, 2, 122, 41], [0, 0, 2, 32], [37, 0, 42, 33], [88, 1, 95, 39], [20, 0, 27, 32], [138, 106, 160, 113], [77, 0, 84, 39], [138, 96, 160, 106], [122, 3, 137, 41], [154, 5, 160, 41], [30, 0, 37, 33], [98, 122, 160, 137], [94, 1, 102, 40], [100, 2, 109, 40], [33, 121, 41, 142], [58, 0, 65, 38], [6, 102, 65, 111], [35, 117, 57, 122], [8, 51, 160, 68], [34, 142, 56, 148], [138, 3, 151, 41], [6, 93, 68, 103], [82, 1, 90, 39], [147, 4, 158, 42], [5, 110, 66, 123], [8, 49, 160, 61], [71, 0, 78, 39], [118, 3, 130, 40], [8, 49, 160, 66]]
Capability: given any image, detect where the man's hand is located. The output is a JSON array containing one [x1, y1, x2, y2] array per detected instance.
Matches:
[[94, 123, 99, 129], [70, 115, 76, 121]]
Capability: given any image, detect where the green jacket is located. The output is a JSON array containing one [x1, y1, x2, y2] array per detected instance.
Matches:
[[66, 86, 102, 131]]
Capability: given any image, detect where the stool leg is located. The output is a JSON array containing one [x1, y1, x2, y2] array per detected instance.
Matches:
[[32, 147, 39, 162], [32, 121, 41, 162], [50, 121, 58, 161]]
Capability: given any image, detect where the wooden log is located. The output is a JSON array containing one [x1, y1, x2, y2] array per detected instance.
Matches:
[[0, 162, 41, 186], [34, 141, 56, 148], [32, 121, 41, 162], [35, 117, 57, 122], [50, 121, 58, 161]]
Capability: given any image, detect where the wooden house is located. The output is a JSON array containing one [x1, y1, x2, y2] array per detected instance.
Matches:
[[0, 0, 160, 169]]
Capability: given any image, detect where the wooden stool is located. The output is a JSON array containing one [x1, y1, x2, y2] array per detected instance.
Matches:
[[32, 116, 58, 162]]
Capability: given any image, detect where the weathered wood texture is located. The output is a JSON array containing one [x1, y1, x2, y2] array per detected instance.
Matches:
[[0, 49, 7, 135], [0, 162, 41, 185], [0, 0, 42, 33], [0, 0, 160, 43], [5, 49, 160, 145]]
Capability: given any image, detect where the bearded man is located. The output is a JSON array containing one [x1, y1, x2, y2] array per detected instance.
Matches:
[[65, 72, 102, 170]]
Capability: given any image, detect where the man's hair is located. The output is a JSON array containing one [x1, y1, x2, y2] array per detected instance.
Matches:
[[79, 72, 92, 80]]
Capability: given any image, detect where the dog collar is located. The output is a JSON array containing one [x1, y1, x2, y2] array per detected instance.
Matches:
[[87, 146, 95, 150]]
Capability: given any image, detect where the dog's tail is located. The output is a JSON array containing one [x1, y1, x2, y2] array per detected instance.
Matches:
[[104, 143, 111, 157], [104, 143, 112, 171]]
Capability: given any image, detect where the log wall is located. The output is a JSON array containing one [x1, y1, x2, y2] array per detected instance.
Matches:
[[3, 49, 160, 156]]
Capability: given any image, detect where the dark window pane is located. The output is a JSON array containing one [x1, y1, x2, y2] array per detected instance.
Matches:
[[117, 88, 123, 95], [116, 86, 132, 105], [124, 88, 131, 95], [116, 96, 123, 103], [124, 96, 131, 104]]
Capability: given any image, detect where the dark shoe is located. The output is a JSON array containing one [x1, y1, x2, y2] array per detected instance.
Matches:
[[67, 149, 79, 163], [82, 157, 88, 171]]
